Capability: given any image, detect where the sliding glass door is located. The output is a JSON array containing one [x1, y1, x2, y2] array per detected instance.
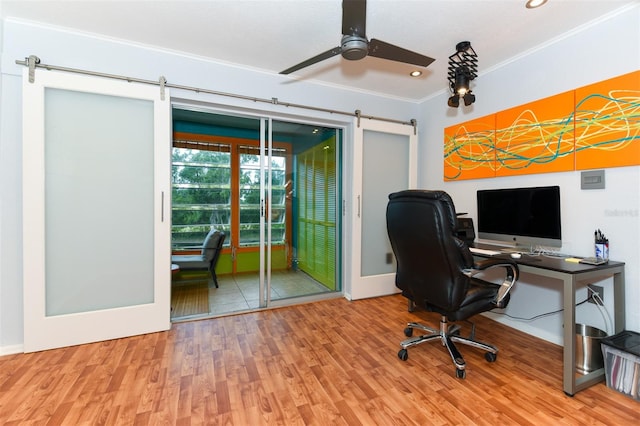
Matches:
[[270, 120, 341, 303], [170, 108, 341, 317]]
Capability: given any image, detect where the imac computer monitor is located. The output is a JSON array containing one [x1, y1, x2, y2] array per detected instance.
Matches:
[[477, 186, 562, 248]]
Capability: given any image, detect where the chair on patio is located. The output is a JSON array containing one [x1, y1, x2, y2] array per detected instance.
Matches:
[[171, 229, 225, 287]]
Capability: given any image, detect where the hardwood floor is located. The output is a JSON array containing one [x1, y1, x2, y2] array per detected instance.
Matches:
[[1, 294, 638, 425]]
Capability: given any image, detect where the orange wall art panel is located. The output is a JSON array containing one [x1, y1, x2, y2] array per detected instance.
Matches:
[[494, 91, 575, 177], [574, 70, 640, 170], [444, 114, 496, 181], [443, 71, 639, 181]]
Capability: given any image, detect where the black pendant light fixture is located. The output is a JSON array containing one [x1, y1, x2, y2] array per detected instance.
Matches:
[[447, 41, 478, 108]]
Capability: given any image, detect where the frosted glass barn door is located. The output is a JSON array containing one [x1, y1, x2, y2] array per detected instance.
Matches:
[[349, 119, 417, 300], [22, 69, 171, 352]]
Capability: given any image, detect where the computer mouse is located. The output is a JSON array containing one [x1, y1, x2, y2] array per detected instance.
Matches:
[[510, 253, 522, 259]]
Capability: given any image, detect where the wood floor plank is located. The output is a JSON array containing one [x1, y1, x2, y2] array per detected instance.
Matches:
[[1, 294, 639, 425]]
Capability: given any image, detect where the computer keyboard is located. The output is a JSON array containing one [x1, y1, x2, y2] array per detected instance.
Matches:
[[469, 247, 501, 256], [544, 252, 570, 258]]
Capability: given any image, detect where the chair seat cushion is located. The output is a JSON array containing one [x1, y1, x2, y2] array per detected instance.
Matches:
[[171, 255, 208, 270], [456, 278, 510, 321], [422, 278, 509, 322]]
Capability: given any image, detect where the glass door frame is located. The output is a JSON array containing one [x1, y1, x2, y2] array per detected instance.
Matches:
[[171, 102, 346, 313], [259, 117, 270, 308]]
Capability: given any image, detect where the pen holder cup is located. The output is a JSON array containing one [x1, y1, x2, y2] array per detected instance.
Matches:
[[595, 243, 609, 260]]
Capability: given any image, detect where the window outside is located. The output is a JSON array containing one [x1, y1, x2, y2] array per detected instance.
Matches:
[[172, 145, 231, 249], [172, 142, 287, 250]]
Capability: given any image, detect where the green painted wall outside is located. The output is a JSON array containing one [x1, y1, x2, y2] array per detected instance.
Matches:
[[296, 136, 337, 290]]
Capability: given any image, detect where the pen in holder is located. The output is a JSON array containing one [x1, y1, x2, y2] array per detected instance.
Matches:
[[594, 229, 609, 260]]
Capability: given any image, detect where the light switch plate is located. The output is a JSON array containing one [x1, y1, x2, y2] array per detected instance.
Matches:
[[581, 170, 605, 190]]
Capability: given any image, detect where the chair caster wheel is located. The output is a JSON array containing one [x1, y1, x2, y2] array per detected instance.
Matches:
[[404, 327, 413, 337], [485, 352, 497, 362], [398, 349, 409, 361], [456, 368, 466, 379]]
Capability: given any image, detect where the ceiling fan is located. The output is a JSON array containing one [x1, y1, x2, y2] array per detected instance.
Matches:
[[280, 0, 435, 75]]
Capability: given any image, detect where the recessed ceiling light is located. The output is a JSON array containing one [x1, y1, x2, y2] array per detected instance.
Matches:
[[526, 0, 548, 9], [410, 70, 422, 77]]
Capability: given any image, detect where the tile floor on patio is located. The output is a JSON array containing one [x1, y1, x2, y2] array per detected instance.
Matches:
[[171, 269, 332, 320]]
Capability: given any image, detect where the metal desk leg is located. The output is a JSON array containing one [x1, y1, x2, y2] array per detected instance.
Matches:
[[562, 275, 576, 396], [565, 266, 626, 395], [613, 269, 626, 334]]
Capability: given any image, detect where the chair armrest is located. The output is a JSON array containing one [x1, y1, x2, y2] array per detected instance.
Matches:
[[466, 258, 519, 307]]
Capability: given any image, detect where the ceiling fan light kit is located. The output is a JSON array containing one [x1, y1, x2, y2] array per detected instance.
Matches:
[[280, 0, 435, 75], [447, 41, 478, 108]]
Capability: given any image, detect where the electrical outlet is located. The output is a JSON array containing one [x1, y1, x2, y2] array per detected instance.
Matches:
[[587, 284, 604, 304]]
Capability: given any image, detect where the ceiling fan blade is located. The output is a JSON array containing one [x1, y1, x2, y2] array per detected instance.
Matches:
[[342, 0, 366, 37], [368, 38, 436, 67], [280, 46, 342, 75]]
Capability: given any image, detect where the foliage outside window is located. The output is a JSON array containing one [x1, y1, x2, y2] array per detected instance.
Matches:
[[172, 139, 288, 250], [172, 144, 231, 250], [238, 146, 287, 246]]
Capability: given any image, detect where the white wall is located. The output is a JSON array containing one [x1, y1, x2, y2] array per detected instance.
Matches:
[[0, 11, 5, 354], [419, 6, 640, 344], [0, 19, 420, 352]]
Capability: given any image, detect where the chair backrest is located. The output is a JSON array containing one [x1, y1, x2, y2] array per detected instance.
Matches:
[[386, 190, 475, 312], [201, 229, 225, 264]]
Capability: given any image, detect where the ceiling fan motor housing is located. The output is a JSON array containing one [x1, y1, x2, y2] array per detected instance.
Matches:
[[341, 35, 368, 60], [280, 1, 435, 74]]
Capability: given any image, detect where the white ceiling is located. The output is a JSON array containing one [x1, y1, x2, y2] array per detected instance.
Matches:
[[1, 0, 636, 101]]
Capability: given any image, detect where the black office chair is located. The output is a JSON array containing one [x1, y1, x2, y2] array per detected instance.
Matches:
[[172, 229, 225, 287], [386, 190, 519, 378]]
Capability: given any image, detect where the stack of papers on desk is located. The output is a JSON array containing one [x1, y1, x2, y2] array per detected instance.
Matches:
[[579, 257, 609, 265]]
